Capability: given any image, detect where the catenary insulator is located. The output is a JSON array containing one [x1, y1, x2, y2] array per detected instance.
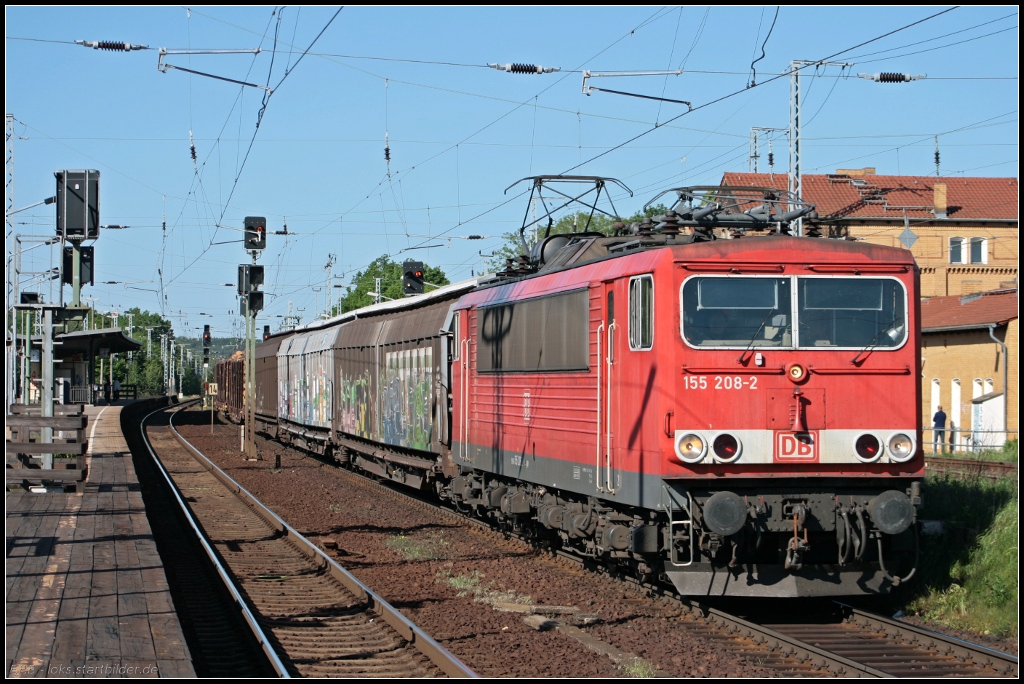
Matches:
[[384, 145, 391, 163], [858, 72, 926, 83], [77, 40, 148, 51], [488, 62, 560, 74]]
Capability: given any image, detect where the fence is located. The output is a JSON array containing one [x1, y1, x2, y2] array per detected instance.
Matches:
[[27, 384, 142, 406], [923, 427, 1018, 455]]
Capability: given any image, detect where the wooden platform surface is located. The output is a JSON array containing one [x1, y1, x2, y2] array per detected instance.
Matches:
[[6, 404, 195, 678]]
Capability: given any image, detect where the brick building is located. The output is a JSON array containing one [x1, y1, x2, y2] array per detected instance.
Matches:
[[721, 171, 1018, 298], [919, 289, 1018, 452]]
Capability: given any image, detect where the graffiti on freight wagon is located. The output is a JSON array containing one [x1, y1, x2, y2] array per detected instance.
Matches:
[[339, 368, 374, 440], [380, 346, 433, 450]]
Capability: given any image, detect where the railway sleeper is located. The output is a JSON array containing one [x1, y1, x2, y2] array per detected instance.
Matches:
[[276, 429, 921, 597]]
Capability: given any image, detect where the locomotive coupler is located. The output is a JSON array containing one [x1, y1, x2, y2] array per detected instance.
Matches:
[[784, 508, 810, 572]]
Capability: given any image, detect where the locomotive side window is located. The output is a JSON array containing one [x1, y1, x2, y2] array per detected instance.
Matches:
[[681, 277, 791, 348], [477, 289, 589, 372], [797, 277, 906, 349], [628, 275, 654, 351]]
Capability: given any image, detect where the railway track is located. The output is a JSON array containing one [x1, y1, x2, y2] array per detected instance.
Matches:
[[140, 401, 475, 678], [925, 456, 1017, 482], [252, 422, 1016, 679]]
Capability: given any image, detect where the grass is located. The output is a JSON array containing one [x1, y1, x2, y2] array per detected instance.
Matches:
[[903, 473, 1018, 638], [942, 439, 1018, 463], [385, 532, 449, 561], [618, 657, 658, 678], [435, 569, 532, 607]]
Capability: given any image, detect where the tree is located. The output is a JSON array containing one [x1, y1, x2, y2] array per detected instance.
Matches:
[[94, 308, 174, 395], [336, 255, 450, 314], [487, 204, 669, 272]]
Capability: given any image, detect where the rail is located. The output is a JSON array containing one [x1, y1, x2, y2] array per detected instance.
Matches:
[[162, 402, 476, 678], [139, 400, 289, 676]]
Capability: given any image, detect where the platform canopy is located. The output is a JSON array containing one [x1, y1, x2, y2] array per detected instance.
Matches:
[[56, 327, 141, 355]]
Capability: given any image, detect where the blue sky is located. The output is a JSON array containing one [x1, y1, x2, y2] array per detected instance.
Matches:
[[6, 6, 1018, 339]]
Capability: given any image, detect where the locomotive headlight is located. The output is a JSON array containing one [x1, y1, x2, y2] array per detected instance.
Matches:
[[887, 433, 915, 462], [676, 433, 706, 464], [712, 433, 742, 463], [786, 362, 808, 384], [854, 433, 882, 463]]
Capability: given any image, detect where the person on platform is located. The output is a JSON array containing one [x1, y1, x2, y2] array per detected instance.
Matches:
[[112, 378, 121, 402], [932, 405, 947, 454], [103, 380, 111, 404]]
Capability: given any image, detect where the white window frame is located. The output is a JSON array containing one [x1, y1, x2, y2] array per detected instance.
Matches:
[[931, 378, 941, 417], [969, 237, 988, 265], [949, 236, 966, 264], [628, 274, 654, 351]]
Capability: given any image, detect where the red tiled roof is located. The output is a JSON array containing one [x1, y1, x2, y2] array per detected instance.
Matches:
[[920, 289, 1018, 331], [721, 173, 1018, 221]]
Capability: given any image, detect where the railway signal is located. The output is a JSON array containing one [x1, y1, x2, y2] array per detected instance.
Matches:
[[263, 325, 271, 341], [237, 227, 266, 461], [244, 216, 267, 251], [202, 324, 211, 367], [247, 291, 264, 314], [237, 264, 264, 295], [56, 170, 100, 241], [403, 260, 424, 296]]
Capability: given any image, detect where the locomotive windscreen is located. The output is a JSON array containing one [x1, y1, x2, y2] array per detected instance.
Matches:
[[681, 275, 907, 350], [798, 277, 906, 348], [477, 289, 589, 372], [682, 276, 792, 348]]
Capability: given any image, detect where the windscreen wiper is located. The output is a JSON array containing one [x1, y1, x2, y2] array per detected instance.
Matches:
[[851, 317, 904, 365], [737, 309, 778, 364]]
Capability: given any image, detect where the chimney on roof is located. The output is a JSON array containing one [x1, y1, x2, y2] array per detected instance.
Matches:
[[835, 167, 876, 176], [933, 183, 948, 218]]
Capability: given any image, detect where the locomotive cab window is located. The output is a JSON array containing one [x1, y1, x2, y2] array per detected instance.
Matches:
[[681, 276, 792, 348], [477, 289, 589, 372], [629, 275, 654, 351], [797, 277, 906, 349]]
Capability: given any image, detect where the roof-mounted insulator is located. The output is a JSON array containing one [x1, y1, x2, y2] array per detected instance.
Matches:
[[857, 72, 926, 83], [488, 63, 560, 74], [76, 40, 149, 51]]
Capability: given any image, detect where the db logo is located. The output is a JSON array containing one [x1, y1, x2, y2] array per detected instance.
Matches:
[[774, 431, 818, 462]]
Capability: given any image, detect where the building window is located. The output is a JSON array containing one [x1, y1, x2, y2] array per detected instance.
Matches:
[[969, 237, 987, 264], [973, 378, 984, 399], [629, 275, 654, 351], [985, 378, 994, 395], [949, 237, 965, 264], [931, 378, 940, 417]]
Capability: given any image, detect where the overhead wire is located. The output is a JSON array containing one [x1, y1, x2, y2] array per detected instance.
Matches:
[[748, 6, 779, 88], [256, 5, 682, 309], [162, 7, 344, 292], [559, 6, 960, 176], [855, 25, 1017, 64]]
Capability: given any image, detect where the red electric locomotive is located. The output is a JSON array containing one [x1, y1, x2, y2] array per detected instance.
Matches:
[[256, 178, 923, 598]]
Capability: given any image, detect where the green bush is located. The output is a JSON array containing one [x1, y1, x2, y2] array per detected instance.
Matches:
[[906, 475, 1018, 637]]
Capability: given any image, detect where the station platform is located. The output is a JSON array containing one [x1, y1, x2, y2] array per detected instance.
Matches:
[[6, 402, 195, 678]]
